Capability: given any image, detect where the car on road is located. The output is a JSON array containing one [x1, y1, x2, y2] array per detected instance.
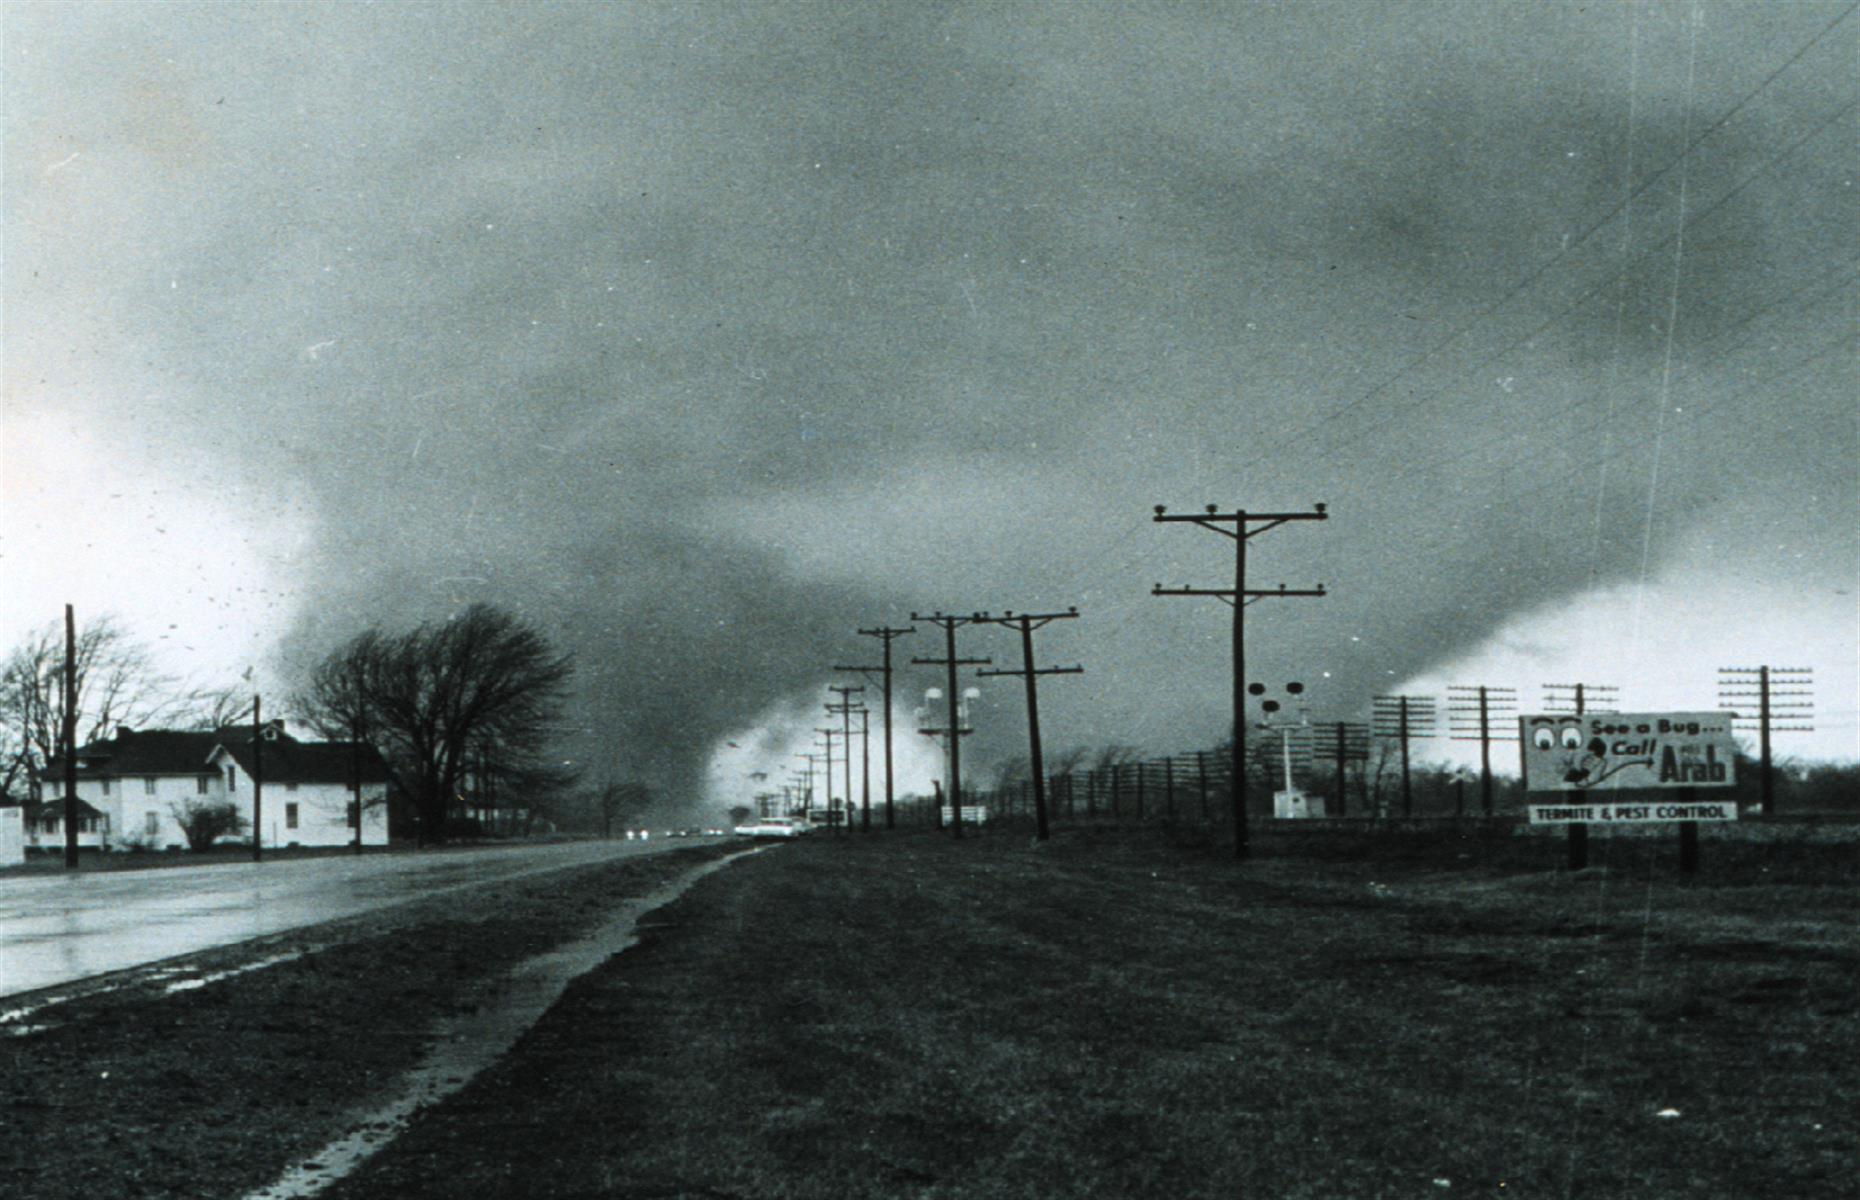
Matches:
[[732, 816, 809, 839]]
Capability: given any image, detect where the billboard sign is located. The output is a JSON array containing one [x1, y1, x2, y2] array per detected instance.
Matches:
[[1520, 711, 1738, 794]]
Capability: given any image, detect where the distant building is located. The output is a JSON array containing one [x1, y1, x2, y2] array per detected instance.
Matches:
[[35, 722, 392, 851]]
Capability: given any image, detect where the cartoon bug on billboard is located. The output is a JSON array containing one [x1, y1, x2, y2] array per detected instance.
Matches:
[[1519, 712, 1738, 793]]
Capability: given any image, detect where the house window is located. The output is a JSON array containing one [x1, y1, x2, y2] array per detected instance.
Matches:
[[144, 777, 157, 795], [44, 818, 58, 834], [227, 765, 237, 792], [285, 803, 299, 830], [145, 811, 160, 836], [101, 778, 112, 796], [198, 776, 211, 794]]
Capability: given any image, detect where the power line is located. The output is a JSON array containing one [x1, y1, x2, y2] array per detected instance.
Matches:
[[1265, 93, 1859, 503], [1333, 264, 1860, 557], [1235, 2, 1858, 476], [1361, 331, 1855, 569]]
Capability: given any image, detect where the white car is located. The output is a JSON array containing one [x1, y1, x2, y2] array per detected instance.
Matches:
[[733, 816, 808, 839]]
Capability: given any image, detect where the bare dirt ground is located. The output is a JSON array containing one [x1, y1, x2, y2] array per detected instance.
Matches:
[[5, 823, 1854, 1199]]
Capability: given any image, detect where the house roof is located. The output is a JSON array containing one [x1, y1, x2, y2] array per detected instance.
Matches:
[[43, 729, 229, 778], [214, 738, 392, 787], [24, 797, 107, 820], [42, 726, 391, 787]]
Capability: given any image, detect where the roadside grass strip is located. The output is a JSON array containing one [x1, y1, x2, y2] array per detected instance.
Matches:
[[243, 849, 763, 1200], [313, 828, 1857, 1199]]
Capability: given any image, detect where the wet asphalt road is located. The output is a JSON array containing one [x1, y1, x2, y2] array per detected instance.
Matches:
[[0, 839, 691, 998]]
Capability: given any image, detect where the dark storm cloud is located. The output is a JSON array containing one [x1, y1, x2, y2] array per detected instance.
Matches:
[[8, 1, 1854, 795]]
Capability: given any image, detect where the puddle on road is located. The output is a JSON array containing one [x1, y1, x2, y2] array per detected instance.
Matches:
[[242, 848, 760, 1200], [1, 952, 323, 1039], [162, 951, 307, 995]]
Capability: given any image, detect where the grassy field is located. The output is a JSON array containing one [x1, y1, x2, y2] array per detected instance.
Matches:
[[318, 823, 1856, 1200]]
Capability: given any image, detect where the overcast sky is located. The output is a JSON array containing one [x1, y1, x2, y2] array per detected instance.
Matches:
[[5, 1, 1855, 807]]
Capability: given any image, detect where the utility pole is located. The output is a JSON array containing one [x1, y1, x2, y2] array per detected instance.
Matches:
[[853, 626, 915, 829], [976, 609, 1082, 843], [1371, 694, 1435, 818], [1448, 686, 1517, 818], [1718, 666, 1814, 817], [791, 752, 818, 819], [62, 604, 79, 869], [251, 694, 264, 862], [1541, 683, 1618, 869], [350, 714, 365, 855], [1153, 503, 1329, 859], [827, 686, 864, 835], [1542, 683, 1619, 718], [1327, 721, 1370, 818], [910, 613, 992, 839], [814, 727, 842, 831], [857, 706, 872, 831], [812, 745, 835, 824], [834, 639, 907, 832]]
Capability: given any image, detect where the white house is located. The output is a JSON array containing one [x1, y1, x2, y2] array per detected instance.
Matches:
[[35, 722, 391, 851], [207, 730, 391, 849]]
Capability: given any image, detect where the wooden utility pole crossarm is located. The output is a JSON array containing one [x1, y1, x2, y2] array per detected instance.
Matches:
[[975, 608, 1082, 843], [1151, 503, 1329, 860]]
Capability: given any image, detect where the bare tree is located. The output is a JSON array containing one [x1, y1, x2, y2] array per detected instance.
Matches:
[[600, 781, 652, 838], [1046, 746, 1092, 778], [0, 615, 185, 801], [177, 685, 259, 732], [1368, 738, 1399, 818], [989, 755, 1031, 789], [1089, 743, 1141, 773], [296, 604, 576, 842]]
